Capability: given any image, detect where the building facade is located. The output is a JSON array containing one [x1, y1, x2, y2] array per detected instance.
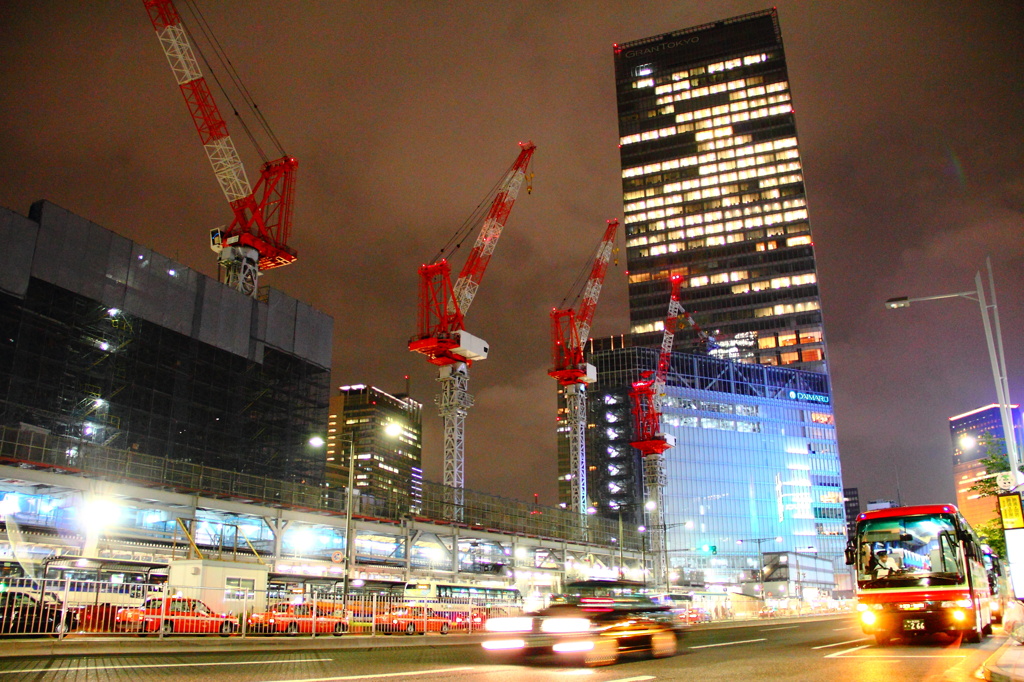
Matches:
[[0, 200, 332, 483], [949, 404, 1023, 530], [586, 344, 845, 587], [843, 487, 861, 539], [326, 385, 423, 509], [613, 8, 826, 371]]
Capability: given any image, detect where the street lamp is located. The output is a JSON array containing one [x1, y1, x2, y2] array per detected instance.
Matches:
[[885, 258, 1021, 485], [340, 419, 403, 600], [737, 536, 782, 601]]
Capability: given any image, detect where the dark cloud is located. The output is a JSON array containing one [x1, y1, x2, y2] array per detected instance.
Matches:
[[1, 1, 1022, 508]]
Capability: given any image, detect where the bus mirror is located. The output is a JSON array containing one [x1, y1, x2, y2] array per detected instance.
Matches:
[[843, 542, 856, 566]]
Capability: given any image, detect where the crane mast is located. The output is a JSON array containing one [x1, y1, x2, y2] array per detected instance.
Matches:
[[143, 0, 298, 297], [629, 275, 686, 588], [549, 219, 619, 517], [409, 142, 536, 520]]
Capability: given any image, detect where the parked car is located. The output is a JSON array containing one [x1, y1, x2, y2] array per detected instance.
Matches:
[[482, 602, 678, 667], [0, 588, 77, 636], [248, 600, 348, 635], [682, 608, 712, 624], [115, 597, 236, 636], [375, 606, 451, 635]]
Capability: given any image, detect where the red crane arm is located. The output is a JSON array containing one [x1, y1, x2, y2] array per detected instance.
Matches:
[[452, 142, 537, 316], [548, 219, 620, 385], [143, 0, 297, 271], [411, 143, 535, 365]]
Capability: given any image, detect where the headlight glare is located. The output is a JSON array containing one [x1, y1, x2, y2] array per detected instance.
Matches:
[[541, 617, 592, 633], [485, 617, 532, 633]]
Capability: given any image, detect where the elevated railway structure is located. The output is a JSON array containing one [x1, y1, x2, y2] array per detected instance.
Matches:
[[0, 426, 643, 593]]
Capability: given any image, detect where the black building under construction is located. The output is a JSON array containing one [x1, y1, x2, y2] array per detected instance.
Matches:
[[0, 200, 332, 483]]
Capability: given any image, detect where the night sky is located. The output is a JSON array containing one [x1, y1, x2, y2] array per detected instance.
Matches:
[[2, 2, 1022, 511]]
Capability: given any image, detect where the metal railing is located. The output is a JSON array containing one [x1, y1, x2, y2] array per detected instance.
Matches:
[[0, 577, 524, 639], [0, 426, 637, 549]]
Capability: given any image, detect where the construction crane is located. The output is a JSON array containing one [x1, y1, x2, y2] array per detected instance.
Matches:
[[629, 274, 713, 587], [549, 219, 620, 517], [409, 142, 536, 520], [143, 0, 298, 297]]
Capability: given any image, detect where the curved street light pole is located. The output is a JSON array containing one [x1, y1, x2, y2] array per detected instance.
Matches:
[[885, 258, 1021, 486]]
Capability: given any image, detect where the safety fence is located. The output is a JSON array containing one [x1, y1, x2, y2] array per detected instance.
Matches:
[[0, 578, 524, 639], [0, 425, 635, 549]]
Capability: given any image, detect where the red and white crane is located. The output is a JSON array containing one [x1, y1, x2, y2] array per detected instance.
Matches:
[[143, 0, 298, 297], [549, 219, 619, 516], [629, 275, 713, 586], [409, 142, 536, 519]]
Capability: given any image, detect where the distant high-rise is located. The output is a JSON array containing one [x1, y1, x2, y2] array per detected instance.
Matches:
[[327, 385, 423, 509], [613, 8, 827, 370], [949, 404, 1023, 530], [844, 487, 861, 539]]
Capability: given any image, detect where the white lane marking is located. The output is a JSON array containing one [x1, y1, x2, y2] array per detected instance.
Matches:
[[263, 667, 476, 682], [0, 658, 333, 675], [848, 654, 969, 659], [832, 626, 860, 631], [689, 638, 766, 649], [825, 644, 870, 658], [761, 626, 798, 631], [813, 637, 869, 649], [606, 677, 656, 682]]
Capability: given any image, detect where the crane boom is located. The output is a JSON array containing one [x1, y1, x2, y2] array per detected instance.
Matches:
[[627, 276, 713, 587], [143, 0, 298, 296], [410, 142, 536, 519], [549, 219, 619, 517]]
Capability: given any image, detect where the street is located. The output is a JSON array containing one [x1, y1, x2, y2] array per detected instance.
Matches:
[[0, 614, 1006, 681]]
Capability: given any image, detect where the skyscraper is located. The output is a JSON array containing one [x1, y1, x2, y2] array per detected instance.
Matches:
[[613, 8, 826, 370], [326, 385, 423, 510], [949, 404, 1023, 530]]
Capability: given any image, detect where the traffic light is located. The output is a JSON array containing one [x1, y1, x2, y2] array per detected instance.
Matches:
[[710, 545, 717, 555], [699, 544, 718, 555]]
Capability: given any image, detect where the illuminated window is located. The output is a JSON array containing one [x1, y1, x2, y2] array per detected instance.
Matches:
[[787, 235, 812, 247]]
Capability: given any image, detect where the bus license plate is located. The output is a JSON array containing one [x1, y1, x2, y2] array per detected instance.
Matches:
[[904, 619, 925, 631]]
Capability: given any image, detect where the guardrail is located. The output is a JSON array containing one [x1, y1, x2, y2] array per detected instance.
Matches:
[[0, 578, 524, 639], [0, 426, 638, 549]]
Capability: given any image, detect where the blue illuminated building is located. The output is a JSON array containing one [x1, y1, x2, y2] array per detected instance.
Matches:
[[587, 344, 845, 592]]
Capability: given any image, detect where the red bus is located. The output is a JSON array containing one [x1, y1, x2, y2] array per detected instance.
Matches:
[[845, 504, 993, 645]]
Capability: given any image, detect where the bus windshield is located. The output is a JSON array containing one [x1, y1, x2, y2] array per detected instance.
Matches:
[[854, 512, 963, 583]]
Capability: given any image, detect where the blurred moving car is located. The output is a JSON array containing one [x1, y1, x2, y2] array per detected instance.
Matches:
[[0, 588, 77, 635], [375, 606, 451, 635], [248, 600, 348, 635], [482, 602, 678, 667], [115, 597, 236, 636]]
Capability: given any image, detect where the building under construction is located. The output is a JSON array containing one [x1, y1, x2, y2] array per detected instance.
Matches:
[[0, 200, 332, 483]]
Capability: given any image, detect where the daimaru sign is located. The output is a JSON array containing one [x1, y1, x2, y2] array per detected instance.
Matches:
[[788, 390, 830, 404]]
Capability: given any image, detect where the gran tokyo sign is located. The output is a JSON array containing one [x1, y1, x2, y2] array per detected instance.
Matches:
[[788, 390, 830, 405], [621, 37, 699, 58]]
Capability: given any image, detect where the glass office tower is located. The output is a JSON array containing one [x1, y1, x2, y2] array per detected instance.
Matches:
[[588, 345, 845, 585], [613, 9, 826, 371]]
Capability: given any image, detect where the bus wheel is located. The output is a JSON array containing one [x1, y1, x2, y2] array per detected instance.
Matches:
[[405, 622, 416, 636], [874, 632, 890, 646]]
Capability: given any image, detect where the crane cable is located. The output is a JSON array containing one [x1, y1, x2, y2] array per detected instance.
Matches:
[[179, 0, 287, 163], [429, 154, 519, 265], [557, 227, 619, 311]]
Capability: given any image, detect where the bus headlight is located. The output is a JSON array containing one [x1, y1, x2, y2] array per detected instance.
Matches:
[[952, 610, 966, 622], [860, 611, 877, 626]]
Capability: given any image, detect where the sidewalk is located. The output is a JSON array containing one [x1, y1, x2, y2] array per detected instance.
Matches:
[[986, 639, 1024, 682], [0, 632, 484, 660]]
